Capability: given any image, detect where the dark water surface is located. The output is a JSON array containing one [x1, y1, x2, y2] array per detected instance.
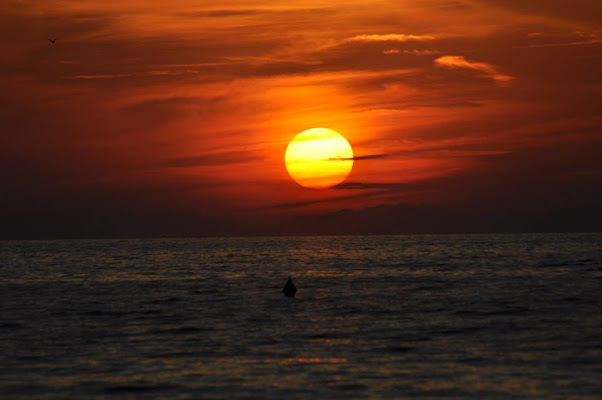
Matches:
[[1, 234, 601, 399]]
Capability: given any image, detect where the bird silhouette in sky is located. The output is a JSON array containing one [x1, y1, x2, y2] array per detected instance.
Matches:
[[48, 38, 58, 44]]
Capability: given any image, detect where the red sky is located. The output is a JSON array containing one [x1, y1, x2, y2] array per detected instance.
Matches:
[[1, 0, 601, 237]]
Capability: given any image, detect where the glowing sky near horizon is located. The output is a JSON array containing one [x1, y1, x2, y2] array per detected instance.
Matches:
[[0, 0, 600, 235]]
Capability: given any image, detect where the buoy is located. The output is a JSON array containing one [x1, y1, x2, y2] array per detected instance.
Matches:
[[283, 276, 297, 297]]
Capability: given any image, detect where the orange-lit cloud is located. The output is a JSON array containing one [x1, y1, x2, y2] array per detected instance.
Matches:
[[348, 34, 436, 42], [435, 55, 515, 84], [383, 49, 441, 55]]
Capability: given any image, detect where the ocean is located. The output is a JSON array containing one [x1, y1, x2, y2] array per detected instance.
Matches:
[[1, 233, 600, 399]]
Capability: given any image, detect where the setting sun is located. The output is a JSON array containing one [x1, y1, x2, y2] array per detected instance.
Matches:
[[285, 128, 354, 189]]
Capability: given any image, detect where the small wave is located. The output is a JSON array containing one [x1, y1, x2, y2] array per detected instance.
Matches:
[[484, 307, 530, 316], [455, 310, 477, 316], [389, 346, 414, 353], [145, 351, 207, 359], [329, 383, 368, 391], [304, 332, 352, 340], [455, 307, 529, 317], [416, 285, 445, 291], [0, 322, 22, 329], [105, 384, 176, 394], [458, 357, 487, 363], [191, 289, 220, 295], [81, 310, 127, 317], [402, 335, 431, 342], [307, 333, 330, 339], [148, 297, 181, 304], [438, 326, 486, 336], [17, 355, 43, 361], [150, 326, 206, 335], [286, 357, 348, 364]]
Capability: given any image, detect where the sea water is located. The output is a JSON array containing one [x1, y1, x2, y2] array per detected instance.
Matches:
[[1, 234, 600, 399]]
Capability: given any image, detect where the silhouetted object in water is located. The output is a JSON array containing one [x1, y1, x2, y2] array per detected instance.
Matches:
[[48, 39, 57, 44], [283, 276, 297, 297]]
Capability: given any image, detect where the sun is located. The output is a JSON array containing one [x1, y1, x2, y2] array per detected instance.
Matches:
[[285, 128, 354, 189]]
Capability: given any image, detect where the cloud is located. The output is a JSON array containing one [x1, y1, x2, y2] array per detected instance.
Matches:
[[148, 69, 199, 76], [347, 34, 436, 43], [434, 55, 515, 83], [66, 74, 131, 80], [257, 190, 378, 211], [328, 154, 388, 161], [334, 182, 410, 191], [157, 151, 263, 168], [178, 9, 263, 18], [177, 7, 332, 18], [383, 49, 442, 55], [525, 38, 601, 48], [520, 30, 601, 48]]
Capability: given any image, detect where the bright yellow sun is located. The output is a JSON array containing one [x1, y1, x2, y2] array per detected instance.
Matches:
[[285, 128, 354, 189]]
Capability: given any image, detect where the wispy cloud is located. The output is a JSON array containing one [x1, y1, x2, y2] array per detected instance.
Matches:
[[328, 154, 388, 161], [525, 38, 602, 48], [348, 34, 436, 43], [334, 182, 410, 191], [434, 55, 515, 84], [383, 49, 441, 55], [521, 31, 601, 48], [157, 151, 263, 168], [66, 74, 131, 80], [148, 70, 199, 76]]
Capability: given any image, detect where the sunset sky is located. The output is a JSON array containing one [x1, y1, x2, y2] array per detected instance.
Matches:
[[1, 0, 600, 238]]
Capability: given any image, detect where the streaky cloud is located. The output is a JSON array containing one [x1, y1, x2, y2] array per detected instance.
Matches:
[[66, 74, 131, 80], [328, 154, 388, 161], [383, 49, 442, 55], [157, 151, 263, 168], [347, 34, 436, 42], [334, 182, 410, 190], [434, 55, 515, 84]]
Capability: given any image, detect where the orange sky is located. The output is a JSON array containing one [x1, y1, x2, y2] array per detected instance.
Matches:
[[1, 0, 601, 237]]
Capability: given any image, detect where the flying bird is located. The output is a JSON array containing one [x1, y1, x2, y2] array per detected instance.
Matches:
[[48, 39, 57, 44]]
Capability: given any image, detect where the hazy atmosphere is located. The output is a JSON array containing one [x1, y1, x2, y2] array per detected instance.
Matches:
[[1, 0, 601, 237]]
